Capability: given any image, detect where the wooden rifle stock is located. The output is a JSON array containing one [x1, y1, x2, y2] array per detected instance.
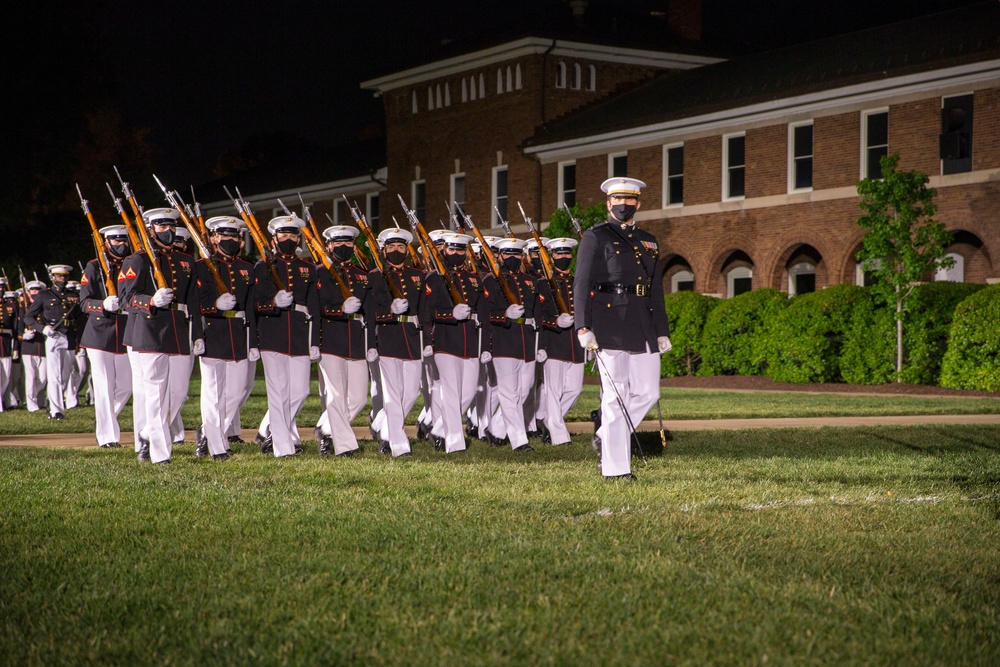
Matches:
[[518, 202, 570, 315], [397, 196, 464, 305], [77, 184, 116, 297], [346, 196, 403, 300], [154, 175, 227, 296], [461, 205, 519, 305], [226, 186, 285, 291], [113, 167, 168, 289]]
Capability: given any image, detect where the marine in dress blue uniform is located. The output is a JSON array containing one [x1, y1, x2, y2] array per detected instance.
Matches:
[[574, 177, 671, 481], [25, 264, 79, 420], [0, 280, 19, 411]]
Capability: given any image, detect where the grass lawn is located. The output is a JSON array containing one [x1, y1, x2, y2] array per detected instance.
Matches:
[[2, 377, 999, 436], [2, 425, 998, 665]]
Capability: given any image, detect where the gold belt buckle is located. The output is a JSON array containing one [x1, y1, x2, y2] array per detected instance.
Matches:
[[635, 284, 647, 297]]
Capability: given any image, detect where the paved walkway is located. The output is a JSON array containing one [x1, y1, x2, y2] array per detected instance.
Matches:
[[3, 414, 999, 449]]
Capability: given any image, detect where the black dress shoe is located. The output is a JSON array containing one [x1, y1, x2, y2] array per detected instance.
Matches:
[[294, 444, 303, 454], [154, 459, 171, 465], [109, 441, 121, 448], [397, 451, 412, 457], [484, 430, 504, 447], [513, 444, 534, 453], [260, 435, 274, 455], [194, 428, 209, 457], [227, 435, 246, 445], [137, 441, 151, 461], [539, 424, 551, 445], [336, 449, 356, 458], [416, 422, 430, 442], [318, 436, 334, 457], [50, 412, 65, 421], [605, 473, 637, 482], [432, 435, 445, 452], [212, 452, 230, 461], [99, 443, 112, 449], [378, 441, 391, 456], [254, 431, 270, 446]]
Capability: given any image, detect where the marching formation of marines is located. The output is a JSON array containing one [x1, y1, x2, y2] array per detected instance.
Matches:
[[2, 175, 669, 480]]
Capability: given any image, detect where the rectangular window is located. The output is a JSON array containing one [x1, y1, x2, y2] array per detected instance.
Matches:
[[559, 161, 576, 208], [335, 199, 350, 225], [609, 153, 628, 178], [941, 94, 973, 175], [367, 193, 380, 229], [412, 180, 426, 222], [724, 133, 745, 200], [862, 109, 888, 179], [492, 166, 508, 226], [664, 144, 683, 206], [450, 174, 466, 229], [789, 122, 813, 191]]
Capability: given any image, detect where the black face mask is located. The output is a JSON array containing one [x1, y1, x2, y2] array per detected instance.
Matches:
[[554, 257, 572, 271], [502, 256, 522, 272], [107, 242, 130, 259], [276, 239, 299, 255], [218, 239, 241, 257], [385, 250, 407, 266], [332, 245, 354, 262], [529, 257, 542, 272], [610, 203, 637, 223], [154, 229, 175, 247], [444, 252, 465, 268]]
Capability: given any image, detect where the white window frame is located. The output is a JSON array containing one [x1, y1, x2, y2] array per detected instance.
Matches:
[[555, 62, 566, 88], [671, 270, 695, 293], [788, 121, 814, 193], [557, 160, 576, 208], [587, 64, 596, 91], [935, 253, 965, 282], [366, 192, 380, 229], [608, 152, 628, 179], [723, 132, 746, 202], [492, 166, 508, 227], [450, 173, 466, 230], [861, 107, 889, 179], [727, 266, 753, 298], [572, 63, 582, 90], [855, 258, 882, 286], [411, 180, 426, 221], [663, 143, 684, 208], [787, 262, 816, 296]]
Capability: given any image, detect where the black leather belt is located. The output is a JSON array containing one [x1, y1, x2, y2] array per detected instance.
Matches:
[[595, 283, 649, 297]]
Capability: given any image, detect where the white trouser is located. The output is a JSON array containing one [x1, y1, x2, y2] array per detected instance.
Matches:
[[200, 357, 248, 456], [6, 359, 23, 407], [23, 354, 47, 412], [230, 354, 257, 437], [491, 357, 534, 449], [86, 349, 132, 446], [168, 354, 194, 442], [126, 347, 146, 448], [315, 370, 330, 436], [44, 337, 74, 416], [317, 354, 368, 454], [531, 362, 546, 427], [134, 351, 174, 463], [542, 359, 584, 445], [433, 353, 480, 453], [595, 348, 661, 477], [261, 352, 310, 457], [377, 356, 422, 456], [470, 361, 496, 438], [0, 357, 10, 411], [66, 348, 87, 409]]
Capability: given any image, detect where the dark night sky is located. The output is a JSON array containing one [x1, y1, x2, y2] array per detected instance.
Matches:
[[6, 0, 983, 188]]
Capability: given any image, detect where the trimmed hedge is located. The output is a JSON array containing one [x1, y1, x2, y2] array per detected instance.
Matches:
[[763, 284, 865, 383], [698, 289, 788, 376], [940, 284, 1000, 391], [660, 291, 720, 377], [842, 282, 985, 385]]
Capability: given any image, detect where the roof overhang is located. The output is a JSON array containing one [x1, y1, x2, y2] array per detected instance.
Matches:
[[525, 58, 1000, 161], [200, 168, 387, 216], [361, 36, 722, 93]]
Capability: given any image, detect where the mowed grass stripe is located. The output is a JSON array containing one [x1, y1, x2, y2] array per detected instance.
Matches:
[[2, 425, 998, 665]]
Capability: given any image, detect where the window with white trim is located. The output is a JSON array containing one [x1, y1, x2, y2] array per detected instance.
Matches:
[[723, 133, 746, 200], [556, 61, 566, 88], [941, 94, 973, 175], [450, 174, 466, 229], [788, 262, 816, 295], [412, 180, 426, 222], [515, 64, 522, 90], [367, 193, 380, 230], [671, 270, 694, 293], [664, 144, 684, 206], [935, 253, 964, 282], [587, 64, 596, 91], [558, 161, 576, 208], [572, 63, 582, 90], [862, 109, 888, 179], [609, 153, 627, 178], [492, 166, 508, 226], [788, 121, 813, 192], [727, 266, 752, 298]]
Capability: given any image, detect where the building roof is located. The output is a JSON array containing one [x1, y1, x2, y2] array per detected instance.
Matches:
[[524, 1, 1000, 152]]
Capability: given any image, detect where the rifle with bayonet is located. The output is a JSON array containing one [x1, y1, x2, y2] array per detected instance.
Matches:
[[225, 186, 285, 291], [153, 175, 228, 295], [460, 203, 519, 305], [562, 202, 584, 237], [113, 166, 168, 289], [278, 198, 352, 299], [398, 195, 464, 305], [494, 205, 531, 273], [189, 186, 207, 238], [17, 266, 30, 308], [345, 195, 403, 299], [297, 193, 325, 250], [77, 184, 116, 297], [518, 202, 570, 315], [325, 212, 371, 272], [106, 182, 143, 253]]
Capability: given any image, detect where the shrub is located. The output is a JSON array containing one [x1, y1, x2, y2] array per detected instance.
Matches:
[[660, 291, 720, 377], [763, 284, 865, 383], [940, 284, 1000, 391], [842, 283, 985, 385], [698, 289, 788, 376]]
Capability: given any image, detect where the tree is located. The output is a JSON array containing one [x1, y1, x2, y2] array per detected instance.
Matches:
[[855, 154, 953, 381]]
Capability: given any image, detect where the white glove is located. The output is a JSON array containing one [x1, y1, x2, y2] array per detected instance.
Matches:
[[309, 346, 321, 361], [22, 329, 35, 340], [215, 293, 238, 311], [390, 298, 409, 315], [505, 304, 525, 320], [42, 325, 57, 337], [452, 303, 471, 320], [578, 329, 598, 351], [342, 296, 362, 314], [103, 296, 120, 312], [366, 348, 379, 362], [480, 351, 492, 364], [192, 338, 205, 356], [536, 348, 547, 363], [423, 345, 434, 358], [248, 348, 260, 362], [151, 287, 174, 308], [273, 290, 294, 309], [658, 336, 673, 353], [556, 313, 574, 329]]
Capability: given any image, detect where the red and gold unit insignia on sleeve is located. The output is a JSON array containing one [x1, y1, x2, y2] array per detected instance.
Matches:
[[124, 266, 137, 280], [80, 275, 89, 285]]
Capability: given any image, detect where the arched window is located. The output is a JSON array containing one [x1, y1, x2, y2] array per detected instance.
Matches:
[[506, 66, 513, 92], [671, 270, 695, 293], [587, 64, 596, 91], [727, 266, 753, 298], [468, 76, 476, 101], [515, 64, 523, 89], [435, 84, 442, 108], [444, 83, 450, 107], [556, 61, 566, 88], [411, 90, 418, 114], [788, 262, 816, 296], [935, 253, 965, 282], [496, 69, 504, 94], [479, 73, 485, 98], [461, 78, 468, 103], [572, 63, 582, 90], [427, 87, 434, 110]]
